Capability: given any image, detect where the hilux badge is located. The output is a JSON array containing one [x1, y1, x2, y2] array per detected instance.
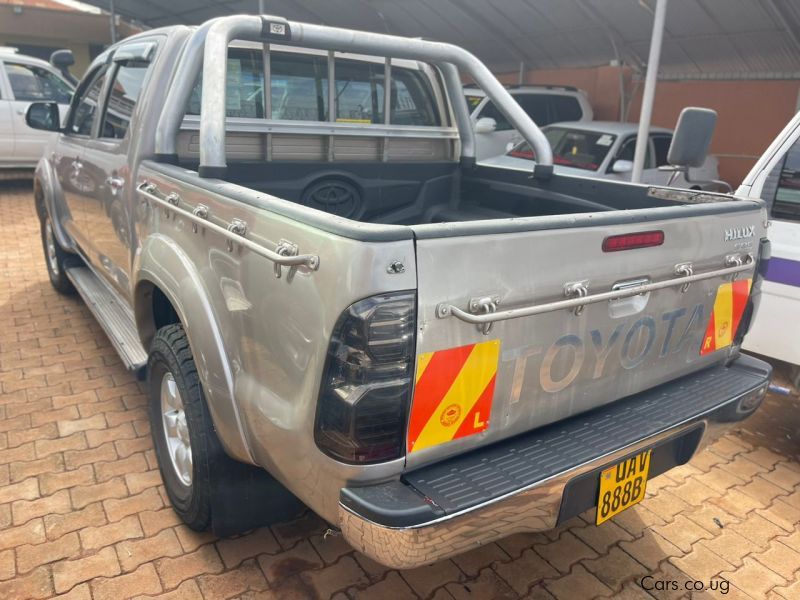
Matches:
[[724, 225, 754, 242]]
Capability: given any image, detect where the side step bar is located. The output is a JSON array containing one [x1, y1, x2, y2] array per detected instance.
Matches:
[[65, 266, 148, 372]]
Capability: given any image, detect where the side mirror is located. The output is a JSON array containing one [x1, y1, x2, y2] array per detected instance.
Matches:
[[26, 102, 61, 132], [50, 49, 77, 85], [611, 159, 633, 174], [475, 117, 497, 134], [668, 107, 717, 168]]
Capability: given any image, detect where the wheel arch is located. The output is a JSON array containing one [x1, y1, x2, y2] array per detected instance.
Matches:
[[134, 234, 255, 465]]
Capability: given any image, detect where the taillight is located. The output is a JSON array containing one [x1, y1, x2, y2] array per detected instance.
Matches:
[[733, 238, 770, 345], [602, 231, 665, 252], [314, 292, 416, 464]]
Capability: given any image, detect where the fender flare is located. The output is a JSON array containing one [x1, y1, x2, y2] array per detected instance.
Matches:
[[34, 157, 76, 252], [134, 233, 255, 465]]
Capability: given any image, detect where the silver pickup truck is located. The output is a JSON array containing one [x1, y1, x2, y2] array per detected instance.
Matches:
[[27, 15, 772, 569]]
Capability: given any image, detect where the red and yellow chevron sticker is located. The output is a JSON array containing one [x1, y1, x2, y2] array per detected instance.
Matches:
[[407, 340, 500, 453], [700, 279, 752, 355]]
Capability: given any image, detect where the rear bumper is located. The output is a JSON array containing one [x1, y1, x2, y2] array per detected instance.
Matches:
[[338, 354, 771, 569]]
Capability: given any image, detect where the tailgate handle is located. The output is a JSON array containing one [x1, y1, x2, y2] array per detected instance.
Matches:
[[436, 253, 753, 327]]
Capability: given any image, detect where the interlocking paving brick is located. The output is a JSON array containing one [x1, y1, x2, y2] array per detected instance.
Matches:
[[258, 540, 324, 585], [720, 556, 786, 598], [545, 564, 613, 599], [196, 558, 268, 598], [494, 548, 559, 596], [535, 531, 598, 574], [400, 559, 463, 598], [1, 184, 799, 600], [80, 514, 144, 551], [91, 562, 163, 600], [583, 545, 648, 591], [53, 545, 121, 593], [355, 571, 419, 600], [155, 544, 224, 590]]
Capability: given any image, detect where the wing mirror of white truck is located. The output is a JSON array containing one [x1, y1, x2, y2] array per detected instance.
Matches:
[[612, 159, 634, 174], [50, 49, 77, 86], [668, 107, 716, 168], [664, 107, 732, 192], [26, 102, 62, 132], [475, 117, 497, 134]]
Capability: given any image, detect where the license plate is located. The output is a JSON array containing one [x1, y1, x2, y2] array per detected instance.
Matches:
[[596, 449, 651, 525]]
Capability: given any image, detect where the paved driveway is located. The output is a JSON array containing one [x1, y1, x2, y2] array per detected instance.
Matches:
[[1, 181, 799, 600]]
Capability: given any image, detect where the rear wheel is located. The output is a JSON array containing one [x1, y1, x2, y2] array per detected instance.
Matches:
[[40, 216, 76, 295], [148, 324, 216, 530]]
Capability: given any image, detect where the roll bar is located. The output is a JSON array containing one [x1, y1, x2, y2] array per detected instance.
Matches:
[[155, 15, 554, 179]]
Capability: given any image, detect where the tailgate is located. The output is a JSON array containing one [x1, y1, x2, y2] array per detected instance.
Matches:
[[406, 203, 765, 467]]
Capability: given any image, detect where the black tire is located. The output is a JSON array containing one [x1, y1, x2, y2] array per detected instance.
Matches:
[[148, 324, 221, 530], [40, 215, 76, 295]]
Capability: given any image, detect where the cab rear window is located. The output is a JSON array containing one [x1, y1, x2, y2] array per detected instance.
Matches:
[[187, 49, 441, 126]]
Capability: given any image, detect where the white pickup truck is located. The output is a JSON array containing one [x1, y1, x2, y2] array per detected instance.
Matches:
[[739, 112, 800, 388], [27, 15, 772, 568]]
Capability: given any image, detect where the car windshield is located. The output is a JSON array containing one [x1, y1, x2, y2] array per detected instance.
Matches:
[[507, 127, 616, 171]]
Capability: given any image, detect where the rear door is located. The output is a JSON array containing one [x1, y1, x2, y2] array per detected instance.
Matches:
[[406, 205, 763, 466]]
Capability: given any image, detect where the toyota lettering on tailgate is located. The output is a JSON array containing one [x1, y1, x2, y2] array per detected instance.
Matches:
[[506, 298, 743, 399]]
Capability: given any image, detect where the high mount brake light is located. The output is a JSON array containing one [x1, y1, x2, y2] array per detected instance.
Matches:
[[314, 292, 416, 464], [602, 231, 665, 252]]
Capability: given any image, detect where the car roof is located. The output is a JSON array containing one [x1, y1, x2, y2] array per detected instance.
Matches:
[[0, 49, 59, 71], [545, 121, 673, 135]]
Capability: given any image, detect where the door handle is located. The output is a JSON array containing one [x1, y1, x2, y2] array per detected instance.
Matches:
[[106, 176, 125, 193]]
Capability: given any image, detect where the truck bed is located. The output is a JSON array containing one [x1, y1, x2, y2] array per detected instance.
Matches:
[[176, 157, 715, 226]]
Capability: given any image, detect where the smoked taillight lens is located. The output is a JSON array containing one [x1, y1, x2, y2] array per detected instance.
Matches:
[[314, 292, 416, 464], [602, 231, 665, 252]]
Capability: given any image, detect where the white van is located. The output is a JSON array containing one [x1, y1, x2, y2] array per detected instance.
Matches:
[[738, 112, 800, 388], [0, 48, 73, 173]]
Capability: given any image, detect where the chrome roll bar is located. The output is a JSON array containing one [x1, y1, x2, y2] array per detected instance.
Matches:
[[155, 15, 553, 178]]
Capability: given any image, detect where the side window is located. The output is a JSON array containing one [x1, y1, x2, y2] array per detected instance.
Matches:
[[478, 100, 512, 131], [651, 135, 672, 167], [772, 139, 800, 222], [68, 67, 109, 136], [516, 94, 550, 125], [550, 95, 583, 123], [614, 136, 653, 169], [100, 58, 153, 139], [6, 62, 72, 104]]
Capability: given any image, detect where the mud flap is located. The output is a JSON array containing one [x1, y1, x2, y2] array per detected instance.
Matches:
[[209, 459, 304, 537]]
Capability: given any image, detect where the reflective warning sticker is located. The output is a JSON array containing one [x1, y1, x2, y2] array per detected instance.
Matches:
[[407, 340, 500, 453], [700, 279, 752, 355]]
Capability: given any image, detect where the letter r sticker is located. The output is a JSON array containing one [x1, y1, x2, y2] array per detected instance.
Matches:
[[407, 340, 500, 453]]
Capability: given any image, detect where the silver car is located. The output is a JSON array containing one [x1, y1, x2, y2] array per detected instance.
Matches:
[[0, 48, 73, 172], [482, 120, 723, 190]]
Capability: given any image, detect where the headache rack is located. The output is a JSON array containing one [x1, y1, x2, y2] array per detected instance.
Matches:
[[153, 15, 554, 179]]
